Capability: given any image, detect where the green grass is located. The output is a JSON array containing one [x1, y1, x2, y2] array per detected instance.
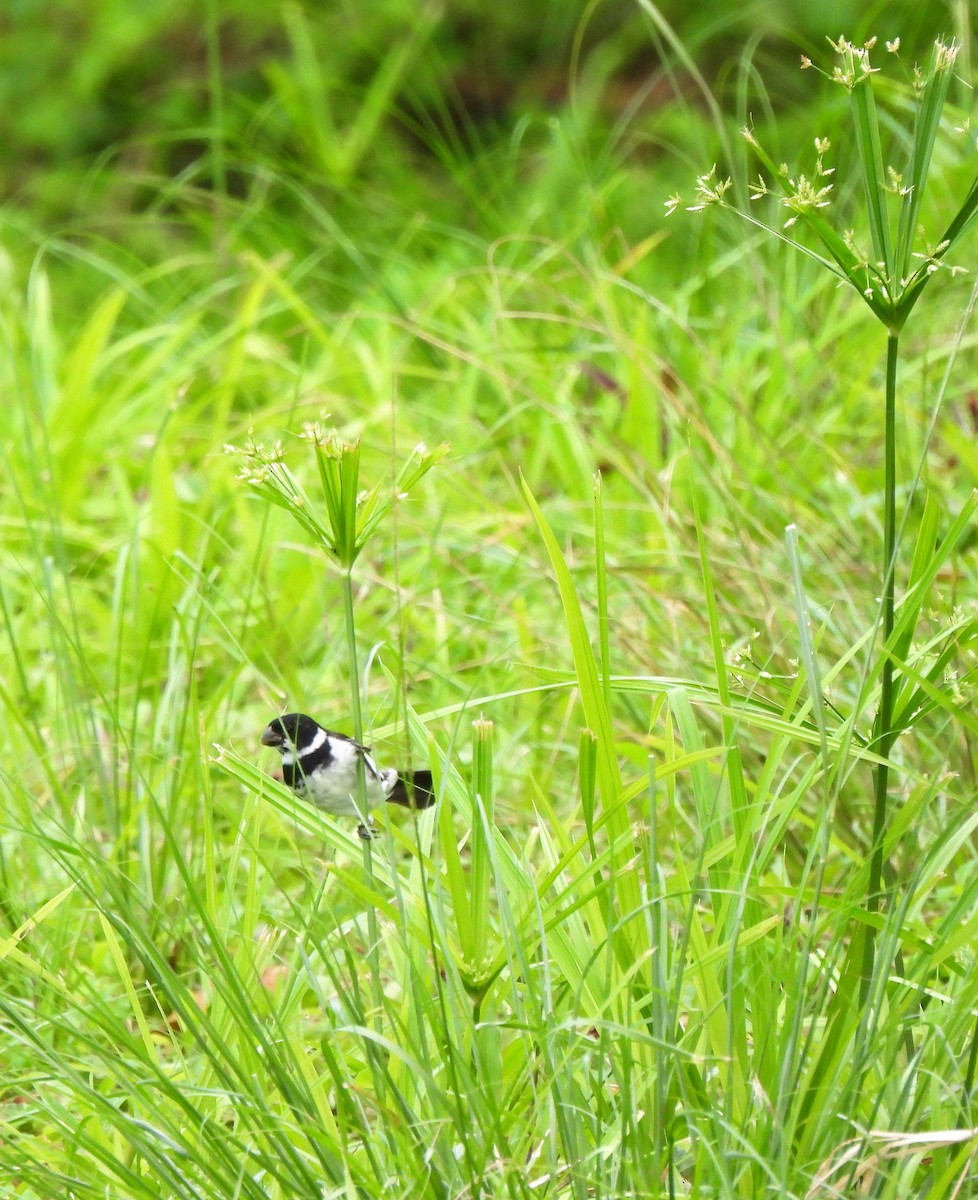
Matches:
[[3, 12, 978, 1200]]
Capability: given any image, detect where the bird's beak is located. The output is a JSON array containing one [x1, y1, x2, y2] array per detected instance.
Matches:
[[261, 726, 283, 747]]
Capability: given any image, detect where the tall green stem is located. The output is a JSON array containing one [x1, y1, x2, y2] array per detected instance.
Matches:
[[341, 566, 365, 745], [340, 565, 385, 1034], [861, 332, 899, 1000]]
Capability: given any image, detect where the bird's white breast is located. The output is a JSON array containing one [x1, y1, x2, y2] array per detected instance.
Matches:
[[294, 735, 398, 817]]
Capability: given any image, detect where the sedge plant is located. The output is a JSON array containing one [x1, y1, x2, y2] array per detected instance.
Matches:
[[226, 418, 446, 799], [227, 420, 445, 750], [226, 423, 445, 1013], [671, 36, 978, 1006]]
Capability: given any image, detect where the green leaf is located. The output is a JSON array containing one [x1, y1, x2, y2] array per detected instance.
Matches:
[[850, 72, 893, 274], [469, 717, 495, 972], [895, 41, 955, 283]]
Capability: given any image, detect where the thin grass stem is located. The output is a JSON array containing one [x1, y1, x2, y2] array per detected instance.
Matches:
[[339, 564, 385, 1044], [862, 332, 899, 1003]]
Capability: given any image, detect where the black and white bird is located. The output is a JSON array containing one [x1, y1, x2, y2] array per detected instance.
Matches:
[[261, 712, 434, 839]]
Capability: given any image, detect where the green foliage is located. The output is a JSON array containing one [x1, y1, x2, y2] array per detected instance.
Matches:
[[680, 38, 978, 332], [2, 7, 978, 1200], [679, 32, 978, 1013], [227, 423, 446, 570]]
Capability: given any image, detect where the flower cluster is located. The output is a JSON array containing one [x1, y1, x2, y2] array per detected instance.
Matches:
[[748, 136, 835, 227], [224, 430, 286, 466], [224, 432, 291, 489], [227, 418, 448, 568], [666, 35, 962, 236], [664, 166, 732, 217], [666, 31, 975, 326]]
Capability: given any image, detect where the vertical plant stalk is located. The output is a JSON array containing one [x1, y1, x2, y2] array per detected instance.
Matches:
[[340, 567, 366, 746], [593, 472, 612, 714], [673, 33, 978, 1069], [861, 332, 899, 999], [469, 717, 494, 1023], [338, 562, 386, 1026]]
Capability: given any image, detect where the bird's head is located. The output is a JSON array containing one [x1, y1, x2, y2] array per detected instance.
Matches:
[[261, 712, 318, 753]]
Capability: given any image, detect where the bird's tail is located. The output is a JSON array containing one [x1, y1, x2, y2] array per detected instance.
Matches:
[[387, 770, 435, 810]]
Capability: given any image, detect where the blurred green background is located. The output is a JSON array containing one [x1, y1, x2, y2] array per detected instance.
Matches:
[[3, 1, 966, 225]]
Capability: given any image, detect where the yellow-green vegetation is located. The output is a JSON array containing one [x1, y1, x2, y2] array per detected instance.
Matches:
[[3, 6, 978, 1198]]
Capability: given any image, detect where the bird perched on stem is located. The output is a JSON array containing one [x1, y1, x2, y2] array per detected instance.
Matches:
[[261, 712, 434, 839]]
